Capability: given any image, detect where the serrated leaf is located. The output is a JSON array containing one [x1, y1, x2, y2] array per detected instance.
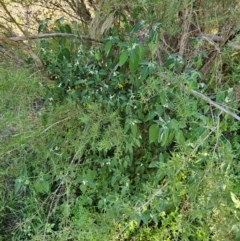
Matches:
[[119, 51, 128, 66], [35, 180, 49, 193], [149, 124, 159, 144]]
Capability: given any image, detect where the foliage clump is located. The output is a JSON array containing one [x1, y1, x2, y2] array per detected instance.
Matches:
[[1, 1, 240, 241]]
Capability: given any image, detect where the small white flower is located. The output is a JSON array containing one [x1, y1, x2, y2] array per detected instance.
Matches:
[[110, 94, 115, 99], [132, 43, 138, 49]]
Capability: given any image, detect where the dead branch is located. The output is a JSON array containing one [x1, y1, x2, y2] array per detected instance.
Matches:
[[200, 34, 224, 43], [8, 33, 103, 43], [190, 89, 240, 121]]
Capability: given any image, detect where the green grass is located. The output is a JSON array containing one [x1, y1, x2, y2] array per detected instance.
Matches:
[[0, 60, 118, 241], [0, 62, 47, 240]]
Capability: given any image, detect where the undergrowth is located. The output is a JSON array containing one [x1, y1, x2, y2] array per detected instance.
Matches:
[[1, 17, 240, 241]]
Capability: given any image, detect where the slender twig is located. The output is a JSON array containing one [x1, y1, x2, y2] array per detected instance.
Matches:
[[0, 0, 26, 35], [41, 117, 71, 134]]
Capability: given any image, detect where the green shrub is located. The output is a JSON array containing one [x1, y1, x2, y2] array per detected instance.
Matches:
[[1, 16, 240, 240]]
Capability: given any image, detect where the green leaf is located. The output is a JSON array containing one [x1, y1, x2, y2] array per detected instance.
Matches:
[[149, 161, 160, 168], [80, 183, 87, 193], [131, 20, 145, 33], [62, 48, 71, 61], [35, 180, 50, 193], [141, 210, 150, 225], [105, 41, 113, 56], [41, 180, 50, 193], [131, 124, 138, 137], [133, 138, 141, 147], [124, 122, 130, 133], [163, 58, 175, 67], [175, 130, 185, 144], [145, 111, 157, 121], [38, 18, 51, 33], [38, 23, 45, 34], [58, 37, 66, 48], [15, 179, 22, 194], [159, 127, 169, 146], [138, 45, 145, 60], [140, 66, 149, 81], [119, 51, 128, 66], [64, 24, 72, 33], [59, 25, 66, 33], [148, 42, 158, 56], [129, 56, 139, 74], [231, 192, 240, 209], [149, 124, 159, 144]]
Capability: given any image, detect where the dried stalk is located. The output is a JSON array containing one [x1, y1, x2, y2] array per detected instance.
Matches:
[[178, 5, 192, 56]]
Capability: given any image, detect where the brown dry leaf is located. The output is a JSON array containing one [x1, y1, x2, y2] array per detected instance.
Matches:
[[100, 12, 114, 35]]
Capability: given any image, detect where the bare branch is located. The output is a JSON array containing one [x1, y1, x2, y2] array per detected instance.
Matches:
[[200, 34, 224, 43], [190, 89, 240, 121], [8, 33, 103, 43]]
